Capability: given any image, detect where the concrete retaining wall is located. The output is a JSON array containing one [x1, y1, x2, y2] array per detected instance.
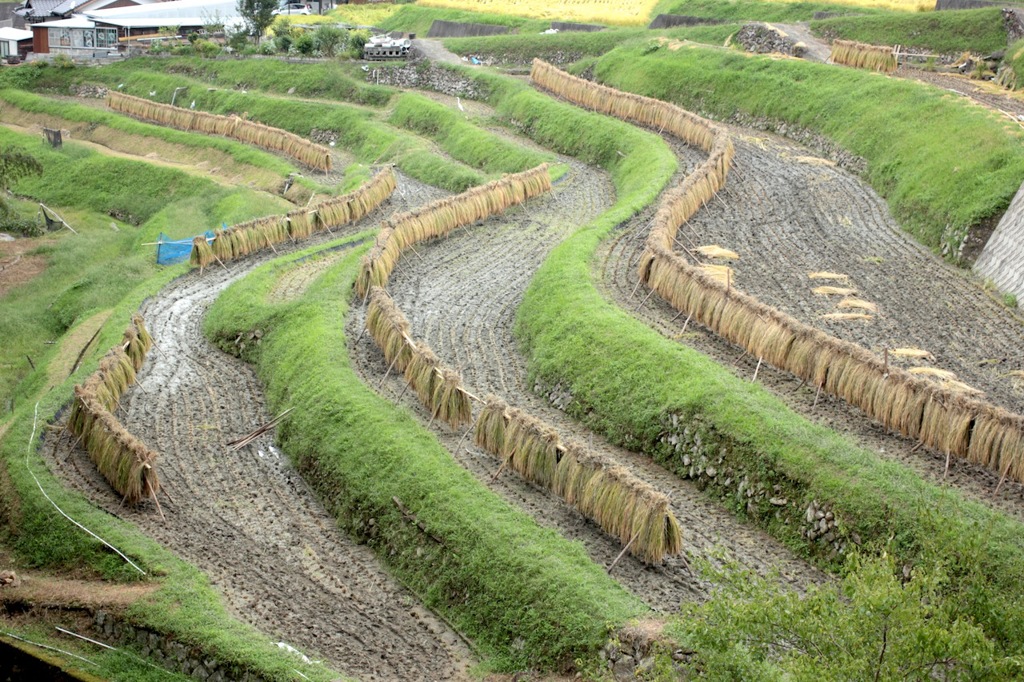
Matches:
[[426, 20, 509, 38], [975, 179, 1024, 302]]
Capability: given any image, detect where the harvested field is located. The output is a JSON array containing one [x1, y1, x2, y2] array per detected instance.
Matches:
[[347, 154, 822, 609], [601, 128, 1024, 520], [42, 172, 471, 681]]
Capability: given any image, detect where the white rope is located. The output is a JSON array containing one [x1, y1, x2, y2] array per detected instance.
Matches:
[[24, 401, 146, 575], [2, 630, 97, 666]]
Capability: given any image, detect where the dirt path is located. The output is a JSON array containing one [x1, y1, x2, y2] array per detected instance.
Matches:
[[600, 128, 1024, 523], [43, 172, 475, 682], [347, 154, 822, 610], [411, 39, 470, 66], [771, 22, 831, 62]]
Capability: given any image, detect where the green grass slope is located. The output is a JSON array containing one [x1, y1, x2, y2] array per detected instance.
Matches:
[[811, 7, 1007, 55]]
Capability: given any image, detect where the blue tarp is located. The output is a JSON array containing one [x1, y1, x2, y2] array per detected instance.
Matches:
[[156, 231, 215, 266]]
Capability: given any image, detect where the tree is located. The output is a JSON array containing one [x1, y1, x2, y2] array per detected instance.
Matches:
[[236, 0, 277, 41], [0, 149, 41, 217]]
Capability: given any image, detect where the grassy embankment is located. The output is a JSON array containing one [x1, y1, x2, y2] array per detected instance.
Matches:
[[113, 56, 394, 107], [811, 7, 1007, 55], [588, 41, 1024, 255], [0, 89, 331, 196], [203, 238, 644, 672], [0, 85, 378, 678], [0, 157, 346, 681], [55, 63, 554, 190], [441, 24, 739, 64]]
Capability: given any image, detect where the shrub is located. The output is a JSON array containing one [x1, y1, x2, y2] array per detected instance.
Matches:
[[273, 33, 293, 53], [312, 25, 346, 58], [194, 39, 221, 58], [0, 213, 44, 237], [293, 32, 315, 56]]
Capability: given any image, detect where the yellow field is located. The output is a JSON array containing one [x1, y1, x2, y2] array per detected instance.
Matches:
[[771, 0, 931, 12], [327, 4, 403, 26], [416, 0, 662, 26]]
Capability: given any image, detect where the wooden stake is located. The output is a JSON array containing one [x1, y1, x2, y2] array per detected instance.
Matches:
[[813, 383, 823, 408], [993, 458, 1013, 498], [634, 287, 656, 312], [680, 312, 693, 334], [943, 450, 952, 479], [608, 532, 639, 573], [377, 354, 400, 389], [146, 478, 165, 521], [752, 356, 763, 383], [490, 454, 512, 483]]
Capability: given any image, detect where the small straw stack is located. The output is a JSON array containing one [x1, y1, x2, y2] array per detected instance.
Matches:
[[829, 40, 897, 73]]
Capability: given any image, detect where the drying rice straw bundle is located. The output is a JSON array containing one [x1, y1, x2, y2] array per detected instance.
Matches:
[[430, 368, 473, 429], [470, 399, 683, 564], [969, 408, 1024, 480], [366, 287, 414, 372], [190, 235, 215, 269], [830, 40, 897, 73], [355, 165, 551, 297], [211, 227, 234, 263], [474, 395, 511, 455], [79, 393, 160, 505], [287, 209, 317, 240], [503, 407, 560, 489], [405, 345, 442, 407], [107, 91, 331, 171]]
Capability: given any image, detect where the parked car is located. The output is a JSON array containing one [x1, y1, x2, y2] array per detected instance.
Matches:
[[273, 3, 310, 15]]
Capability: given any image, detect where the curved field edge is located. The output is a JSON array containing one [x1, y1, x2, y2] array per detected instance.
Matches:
[[513, 127, 1024, 657], [588, 41, 1024, 258], [0, 261, 346, 682], [0, 88, 303, 184], [13, 64, 487, 193], [203, 239, 645, 672]]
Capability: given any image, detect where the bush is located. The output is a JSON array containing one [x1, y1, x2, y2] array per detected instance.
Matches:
[[673, 554, 1013, 678], [194, 38, 221, 58], [0, 213, 44, 237], [312, 25, 346, 58], [347, 29, 369, 57], [293, 32, 315, 56], [273, 33, 293, 53]]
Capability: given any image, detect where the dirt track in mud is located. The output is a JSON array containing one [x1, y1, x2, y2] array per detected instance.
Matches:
[[600, 127, 1024, 521], [347, 153, 823, 610], [43, 173, 475, 682]]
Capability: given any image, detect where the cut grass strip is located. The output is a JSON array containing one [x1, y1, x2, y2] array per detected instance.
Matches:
[[204, 240, 644, 671], [812, 7, 1007, 56]]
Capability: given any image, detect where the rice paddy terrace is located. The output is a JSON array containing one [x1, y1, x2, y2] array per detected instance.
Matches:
[[3, 4, 1024, 680]]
